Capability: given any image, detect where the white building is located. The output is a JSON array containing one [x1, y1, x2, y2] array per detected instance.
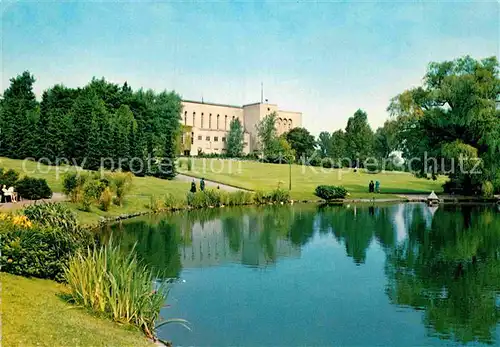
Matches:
[[180, 100, 302, 156]]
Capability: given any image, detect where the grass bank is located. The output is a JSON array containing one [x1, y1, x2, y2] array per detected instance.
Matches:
[[1, 273, 152, 347], [178, 158, 447, 200]]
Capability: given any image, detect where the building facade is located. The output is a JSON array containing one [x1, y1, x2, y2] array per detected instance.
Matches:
[[180, 100, 302, 156]]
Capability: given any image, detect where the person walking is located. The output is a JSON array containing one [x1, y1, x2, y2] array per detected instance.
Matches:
[[190, 180, 197, 193], [369, 180, 374, 193], [375, 180, 380, 193], [200, 178, 206, 192]]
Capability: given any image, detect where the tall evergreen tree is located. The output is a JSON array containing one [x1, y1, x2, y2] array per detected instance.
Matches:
[[0, 71, 39, 158], [226, 118, 244, 157], [37, 85, 78, 161]]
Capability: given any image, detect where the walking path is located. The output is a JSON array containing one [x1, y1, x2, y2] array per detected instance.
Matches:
[[175, 174, 249, 192], [0, 193, 66, 211]]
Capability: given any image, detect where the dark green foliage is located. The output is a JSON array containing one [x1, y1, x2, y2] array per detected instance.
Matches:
[[344, 109, 374, 166], [1, 203, 92, 281], [314, 185, 348, 200], [284, 127, 316, 161], [0, 71, 39, 159], [388, 56, 500, 193], [0, 168, 20, 188], [226, 118, 244, 157], [15, 177, 52, 200], [37, 85, 78, 161], [0, 225, 77, 281], [1, 72, 182, 178]]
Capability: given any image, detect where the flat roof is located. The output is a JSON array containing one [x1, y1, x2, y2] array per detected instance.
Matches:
[[182, 99, 242, 109]]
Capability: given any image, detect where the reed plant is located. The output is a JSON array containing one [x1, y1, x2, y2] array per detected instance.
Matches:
[[64, 241, 187, 339]]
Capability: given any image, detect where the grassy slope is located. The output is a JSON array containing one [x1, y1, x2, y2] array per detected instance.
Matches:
[[0, 157, 191, 225], [1, 273, 152, 347], [179, 158, 447, 200]]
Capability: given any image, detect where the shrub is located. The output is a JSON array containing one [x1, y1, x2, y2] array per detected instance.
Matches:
[[164, 193, 185, 210], [63, 172, 79, 202], [270, 188, 290, 203], [16, 177, 52, 200], [254, 191, 271, 204], [187, 159, 193, 171], [23, 203, 78, 232], [64, 242, 179, 339], [254, 189, 290, 204], [481, 181, 494, 198], [314, 185, 348, 200], [0, 168, 20, 188], [0, 222, 82, 281], [99, 187, 113, 211], [112, 172, 133, 206], [81, 180, 105, 212]]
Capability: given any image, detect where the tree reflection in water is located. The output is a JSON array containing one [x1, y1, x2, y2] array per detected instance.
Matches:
[[102, 203, 500, 345]]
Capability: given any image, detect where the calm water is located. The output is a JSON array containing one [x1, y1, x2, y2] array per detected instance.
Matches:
[[103, 203, 500, 346]]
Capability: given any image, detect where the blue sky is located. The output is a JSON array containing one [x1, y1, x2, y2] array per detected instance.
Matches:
[[2, 1, 498, 135]]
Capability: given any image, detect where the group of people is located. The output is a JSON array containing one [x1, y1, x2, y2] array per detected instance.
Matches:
[[369, 180, 380, 193], [190, 178, 205, 193]]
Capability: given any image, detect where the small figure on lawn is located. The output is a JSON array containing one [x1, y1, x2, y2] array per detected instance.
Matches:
[[200, 178, 206, 191], [190, 180, 197, 193], [369, 180, 375, 193], [375, 180, 380, 193]]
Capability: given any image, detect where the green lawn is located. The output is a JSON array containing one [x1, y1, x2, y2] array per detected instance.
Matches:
[[178, 158, 447, 200], [1, 273, 153, 347]]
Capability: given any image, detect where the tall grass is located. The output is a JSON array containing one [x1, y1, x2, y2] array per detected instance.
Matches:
[[64, 241, 186, 339]]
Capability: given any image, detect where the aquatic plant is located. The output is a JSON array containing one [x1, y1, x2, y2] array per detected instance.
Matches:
[[64, 241, 189, 339]]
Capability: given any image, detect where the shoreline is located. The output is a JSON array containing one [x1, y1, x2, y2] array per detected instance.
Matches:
[[90, 195, 499, 229]]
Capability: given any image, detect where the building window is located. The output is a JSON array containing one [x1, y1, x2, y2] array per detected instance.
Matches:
[[222, 137, 226, 142], [193, 112, 196, 127], [206, 136, 210, 141], [217, 114, 220, 129], [225, 115, 228, 130], [191, 132, 194, 144], [184, 111, 187, 125], [198, 135, 202, 141], [214, 136, 218, 142], [201, 113, 204, 128], [244, 142, 248, 146], [209, 114, 212, 129]]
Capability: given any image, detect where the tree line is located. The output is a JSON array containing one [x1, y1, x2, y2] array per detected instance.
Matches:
[[250, 56, 499, 195], [0, 72, 181, 178]]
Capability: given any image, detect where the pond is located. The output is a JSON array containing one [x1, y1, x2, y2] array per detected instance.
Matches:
[[102, 203, 500, 346]]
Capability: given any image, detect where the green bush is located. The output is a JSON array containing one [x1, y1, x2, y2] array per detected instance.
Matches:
[[481, 181, 494, 198], [0, 222, 84, 281], [99, 187, 113, 211], [63, 172, 80, 202], [254, 189, 290, 204], [314, 185, 348, 200], [112, 172, 133, 206], [64, 241, 181, 339], [254, 191, 272, 204], [0, 168, 20, 188], [270, 188, 290, 203], [16, 177, 52, 200], [23, 203, 79, 233], [164, 193, 186, 210]]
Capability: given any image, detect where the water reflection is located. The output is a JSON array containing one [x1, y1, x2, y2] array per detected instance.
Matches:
[[102, 203, 500, 345], [385, 205, 500, 345]]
